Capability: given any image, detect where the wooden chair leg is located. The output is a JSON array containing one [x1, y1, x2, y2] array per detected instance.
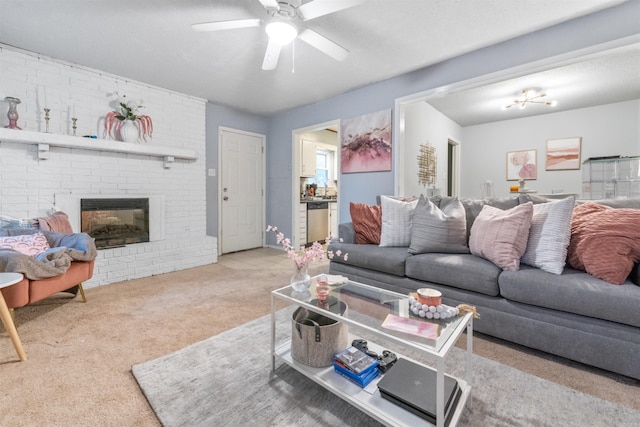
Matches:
[[9, 307, 16, 323], [78, 283, 87, 303]]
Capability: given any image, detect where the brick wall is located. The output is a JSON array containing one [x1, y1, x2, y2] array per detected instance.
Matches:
[[0, 44, 217, 287]]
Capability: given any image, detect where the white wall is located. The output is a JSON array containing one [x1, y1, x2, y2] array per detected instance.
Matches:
[[403, 102, 462, 198], [0, 45, 216, 287], [460, 99, 640, 198]]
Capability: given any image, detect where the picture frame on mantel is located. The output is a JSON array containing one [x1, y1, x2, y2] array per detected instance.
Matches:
[[545, 137, 582, 170], [506, 149, 537, 181]]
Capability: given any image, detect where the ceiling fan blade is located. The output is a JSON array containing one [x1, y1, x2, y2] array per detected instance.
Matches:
[[298, 0, 365, 21], [191, 18, 261, 32], [258, 0, 280, 9], [298, 29, 349, 61], [262, 39, 282, 70]]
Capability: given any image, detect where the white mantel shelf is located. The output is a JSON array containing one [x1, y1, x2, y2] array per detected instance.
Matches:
[[0, 128, 197, 167]]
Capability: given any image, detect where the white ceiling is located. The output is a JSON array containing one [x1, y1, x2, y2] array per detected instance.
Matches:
[[0, 0, 630, 117]]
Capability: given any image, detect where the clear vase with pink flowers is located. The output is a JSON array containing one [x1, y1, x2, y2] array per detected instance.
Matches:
[[267, 225, 347, 292]]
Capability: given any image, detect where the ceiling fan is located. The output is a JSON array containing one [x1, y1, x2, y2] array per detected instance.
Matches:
[[191, 0, 365, 70]]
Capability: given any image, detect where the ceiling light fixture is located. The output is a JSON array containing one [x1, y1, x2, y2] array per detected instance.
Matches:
[[265, 21, 297, 45], [502, 89, 557, 110]]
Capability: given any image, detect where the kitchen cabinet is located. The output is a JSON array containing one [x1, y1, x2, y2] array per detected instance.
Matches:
[[301, 140, 317, 177], [328, 202, 338, 239], [298, 203, 307, 246], [582, 156, 640, 199]]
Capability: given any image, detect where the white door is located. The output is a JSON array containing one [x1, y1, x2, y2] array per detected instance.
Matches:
[[220, 128, 265, 254]]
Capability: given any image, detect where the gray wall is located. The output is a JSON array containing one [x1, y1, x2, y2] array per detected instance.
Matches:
[[205, 102, 269, 237]]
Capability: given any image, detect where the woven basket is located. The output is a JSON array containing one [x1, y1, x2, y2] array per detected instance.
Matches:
[[291, 302, 349, 367]]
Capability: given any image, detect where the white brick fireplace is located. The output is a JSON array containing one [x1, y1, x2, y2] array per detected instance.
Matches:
[[0, 44, 217, 287]]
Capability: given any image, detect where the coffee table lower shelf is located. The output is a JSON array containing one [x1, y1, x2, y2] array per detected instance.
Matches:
[[273, 340, 471, 427]]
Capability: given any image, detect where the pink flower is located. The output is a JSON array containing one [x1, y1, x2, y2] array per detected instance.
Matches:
[[266, 224, 347, 268]]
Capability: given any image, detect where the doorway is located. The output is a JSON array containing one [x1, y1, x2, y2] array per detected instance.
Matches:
[[218, 127, 265, 254], [292, 120, 340, 249], [447, 138, 460, 196]]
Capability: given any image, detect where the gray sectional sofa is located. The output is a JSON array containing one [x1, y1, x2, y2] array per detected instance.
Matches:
[[327, 195, 640, 380]]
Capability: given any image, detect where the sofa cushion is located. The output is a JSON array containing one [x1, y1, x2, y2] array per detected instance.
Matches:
[[408, 195, 469, 254], [350, 202, 381, 245], [0, 232, 51, 256], [521, 197, 574, 274], [405, 253, 502, 296], [326, 241, 411, 277], [499, 265, 640, 328], [433, 195, 520, 240], [379, 196, 418, 247], [469, 202, 533, 271], [568, 202, 640, 285]]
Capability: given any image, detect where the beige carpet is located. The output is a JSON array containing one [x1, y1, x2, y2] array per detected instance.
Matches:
[[1, 252, 639, 426]]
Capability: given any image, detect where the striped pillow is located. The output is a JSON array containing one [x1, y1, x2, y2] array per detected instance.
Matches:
[[379, 196, 419, 247], [521, 197, 575, 274], [408, 195, 469, 254], [469, 202, 533, 271]]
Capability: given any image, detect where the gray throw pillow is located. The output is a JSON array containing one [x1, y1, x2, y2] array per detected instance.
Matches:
[[408, 195, 469, 254]]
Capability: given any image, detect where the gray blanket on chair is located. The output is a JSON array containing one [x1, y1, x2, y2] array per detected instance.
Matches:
[[0, 230, 97, 280]]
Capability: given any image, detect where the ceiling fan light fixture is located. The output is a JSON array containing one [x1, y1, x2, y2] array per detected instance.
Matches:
[[265, 21, 298, 45]]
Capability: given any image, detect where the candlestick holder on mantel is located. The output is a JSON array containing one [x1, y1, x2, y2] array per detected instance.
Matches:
[[43, 108, 51, 133], [71, 118, 77, 136]]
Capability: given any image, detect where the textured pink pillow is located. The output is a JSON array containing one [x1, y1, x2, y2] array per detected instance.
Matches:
[[469, 202, 533, 271], [0, 232, 51, 256], [350, 202, 382, 245], [567, 202, 640, 285]]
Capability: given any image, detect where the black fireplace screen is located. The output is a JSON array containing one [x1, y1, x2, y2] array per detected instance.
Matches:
[[81, 198, 150, 249]]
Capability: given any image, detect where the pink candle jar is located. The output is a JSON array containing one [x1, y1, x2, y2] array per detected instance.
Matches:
[[316, 274, 330, 302]]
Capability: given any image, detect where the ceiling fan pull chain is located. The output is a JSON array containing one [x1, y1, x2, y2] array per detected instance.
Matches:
[[292, 39, 296, 74]]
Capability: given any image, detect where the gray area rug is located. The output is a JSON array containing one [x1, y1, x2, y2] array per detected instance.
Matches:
[[132, 309, 640, 426]]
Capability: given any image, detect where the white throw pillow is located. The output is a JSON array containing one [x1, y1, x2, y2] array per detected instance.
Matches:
[[521, 197, 575, 274], [379, 196, 419, 247]]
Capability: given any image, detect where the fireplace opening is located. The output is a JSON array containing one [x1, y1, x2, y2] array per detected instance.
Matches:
[[81, 198, 150, 249]]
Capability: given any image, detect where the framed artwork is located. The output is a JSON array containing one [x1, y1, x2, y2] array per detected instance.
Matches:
[[506, 149, 537, 181], [546, 137, 582, 170], [340, 108, 392, 173]]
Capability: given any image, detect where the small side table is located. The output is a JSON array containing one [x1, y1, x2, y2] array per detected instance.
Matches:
[[0, 272, 27, 361]]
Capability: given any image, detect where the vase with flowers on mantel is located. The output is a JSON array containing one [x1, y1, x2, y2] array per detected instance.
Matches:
[[104, 94, 153, 143]]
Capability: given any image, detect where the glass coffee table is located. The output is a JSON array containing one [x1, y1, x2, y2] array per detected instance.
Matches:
[[271, 277, 473, 427]]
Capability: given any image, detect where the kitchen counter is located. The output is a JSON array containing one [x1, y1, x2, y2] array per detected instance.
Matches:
[[300, 198, 338, 203]]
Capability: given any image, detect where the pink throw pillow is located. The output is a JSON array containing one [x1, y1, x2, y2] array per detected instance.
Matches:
[[0, 232, 51, 256], [469, 202, 533, 271], [567, 202, 640, 285], [350, 202, 382, 245]]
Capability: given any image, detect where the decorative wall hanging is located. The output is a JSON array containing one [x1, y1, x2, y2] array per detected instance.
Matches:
[[545, 137, 581, 170], [506, 149, 537, 180], [417, 143, 437, 187], [340, 108, 392, 173]]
